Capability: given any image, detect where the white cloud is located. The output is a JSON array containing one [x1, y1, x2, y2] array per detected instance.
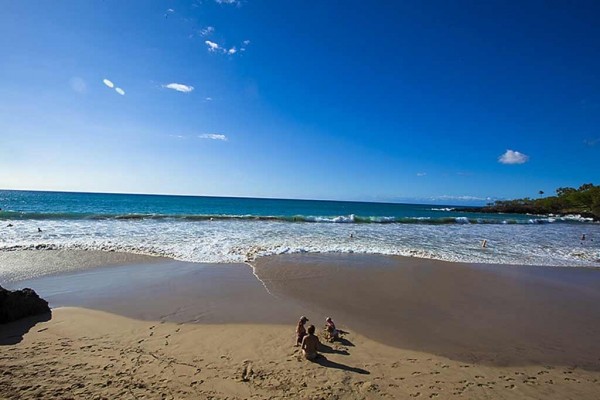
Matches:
[[115, 87, 125, 96], [434, 195, 491, 202], [163, 83, 194, 93], [498, 149, 529, 164], [205, 40, 220, 52], [200, 26, 215, 36], [205, 39, 248, 55], [243, 39, 250, 45], [216, 0, 239, 4], [69, 77, 86, 93], [416, 172, 427, 177], [199, 133, 228, 141], [103, 79, 114, 88], [583, 138, 599, 147], [205, 97, 213, 101]]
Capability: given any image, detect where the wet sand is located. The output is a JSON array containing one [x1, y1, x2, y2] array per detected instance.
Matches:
[[0, 250, 166, 283], [4, 257, 304, 325], [254, 253, 600, 370]]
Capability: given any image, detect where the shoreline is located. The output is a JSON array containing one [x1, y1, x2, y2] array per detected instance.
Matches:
[[2, 250, 599, 367]]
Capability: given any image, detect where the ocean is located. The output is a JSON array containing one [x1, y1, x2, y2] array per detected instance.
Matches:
[[1, 190, 598, 272]]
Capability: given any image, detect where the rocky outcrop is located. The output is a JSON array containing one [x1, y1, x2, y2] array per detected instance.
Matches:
[[0, 285, 50, 324]]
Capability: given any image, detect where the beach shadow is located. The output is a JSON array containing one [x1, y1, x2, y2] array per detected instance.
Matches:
[[313, 354, 370, 375], [0, 312, 52, 345], [319, 343, 350, 355], [336, 336, 354, 347]]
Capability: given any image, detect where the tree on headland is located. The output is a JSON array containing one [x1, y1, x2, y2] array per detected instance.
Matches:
[[465, 183, 600, 220]]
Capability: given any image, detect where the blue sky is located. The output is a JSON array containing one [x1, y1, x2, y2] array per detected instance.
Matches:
[[1, 0, 599, 204]]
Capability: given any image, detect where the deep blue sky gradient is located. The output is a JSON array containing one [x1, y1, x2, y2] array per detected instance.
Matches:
[[1, 1, 599, 204]]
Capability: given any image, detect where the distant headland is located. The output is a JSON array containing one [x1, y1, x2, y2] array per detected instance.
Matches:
[[457, 183, 600, 221]]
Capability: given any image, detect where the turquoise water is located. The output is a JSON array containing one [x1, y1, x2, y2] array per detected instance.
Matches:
[[0, 190, 550, 224], [1, 190, 599, 278]]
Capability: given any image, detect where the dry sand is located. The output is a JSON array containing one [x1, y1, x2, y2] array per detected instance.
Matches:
[[2, 251, 600, 399], [3, 308, 600, 400]]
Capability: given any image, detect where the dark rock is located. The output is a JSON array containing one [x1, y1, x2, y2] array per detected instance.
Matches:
[[0, 285, 50, 324]]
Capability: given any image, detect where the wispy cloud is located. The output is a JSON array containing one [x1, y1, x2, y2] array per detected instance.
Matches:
[[200, 26, 215, 36], [416, 172, 427, 177], [583, 138, 600, 147], [434, 195, 492, 202], [115, 87, 125, 96], [498, 149, 529, 165], [69, 77, 86, 94], [205, 39, 248, 55], [215, 0, 240, 5], [199, 133, 228, 141], [162, 83, 194, 93], [205, 97, 213, 101]]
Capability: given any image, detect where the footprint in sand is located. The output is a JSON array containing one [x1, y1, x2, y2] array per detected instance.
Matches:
[[429, 394, 439, 398], [411, 372, 422, 376], [241, 362, 253, 382], [505, 384, 516, 389], [409, 392, 421, 397]]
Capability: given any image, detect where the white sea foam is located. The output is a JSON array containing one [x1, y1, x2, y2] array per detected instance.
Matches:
[[1, 218, 599, 281]]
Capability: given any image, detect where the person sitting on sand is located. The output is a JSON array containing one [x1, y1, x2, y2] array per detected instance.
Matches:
[[296, 316, 309, 346], [301, 325, 320, 360], [325, 317, 339, 341]]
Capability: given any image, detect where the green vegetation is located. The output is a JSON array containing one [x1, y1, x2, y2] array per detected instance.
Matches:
[[475, 184, 600, 221]]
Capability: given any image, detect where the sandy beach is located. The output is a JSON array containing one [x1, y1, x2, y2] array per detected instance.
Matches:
[[2, 251, 600, 399]]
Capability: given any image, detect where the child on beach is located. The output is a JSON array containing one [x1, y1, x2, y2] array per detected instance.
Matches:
[[296, 316, 309, 346], [325, 317, 342, 342], [324, 317, 340, 341], [301, 325, 320, 360]]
